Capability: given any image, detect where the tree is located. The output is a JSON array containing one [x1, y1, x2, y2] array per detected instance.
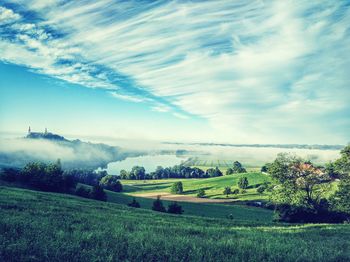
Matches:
[[232, 161, 247, 173], [120, 169, 129, 179], [330, 145, 350, 214], [197, 188, 206, 198], [170, 182, 183, 194], [90, 184, 107, 201], [100, 175, 123, 192], [223, 187, 232, 197], [130, 166, 146, 180], [128, 198, 140, 208], [238, 177, 249, 189], [152, 195, 166, 212], [167, 202, 183, 214], [261, 165, 268, 173], [206, 167, 223, 177]]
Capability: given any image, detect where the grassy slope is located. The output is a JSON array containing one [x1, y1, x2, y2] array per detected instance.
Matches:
[[122, 172, 271, 201], [106, 190, 273, 221], [1, 186, 350, 262]]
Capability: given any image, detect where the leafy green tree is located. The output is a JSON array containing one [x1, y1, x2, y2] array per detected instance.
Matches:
[[130, 166, 146, 180], [90, 184, 107, 201], [119, 169, 129, 179], [100, 175, 123, 192], [167, 202, 183, 214], [75, 186, 91, 198], [170, 182, 183, 194], [238, 177, 249, 189], [232, 161, 247, 173], [152, 195, 166, 212], [269, 153, 330, 210], [197, 188, 206, 198], [223, 186, 232, 197], [128, 198, 140, 208], [330, 145, 350, 214], [206, 167, 223, 177], [232, 188, 239, 194]]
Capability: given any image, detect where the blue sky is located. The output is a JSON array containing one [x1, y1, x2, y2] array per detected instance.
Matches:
[[0, 0, 349, 144]]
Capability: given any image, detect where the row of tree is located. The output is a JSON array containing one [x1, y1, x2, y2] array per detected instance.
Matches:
[[118, 161, 247, 180], [119, 165, 223, 180]]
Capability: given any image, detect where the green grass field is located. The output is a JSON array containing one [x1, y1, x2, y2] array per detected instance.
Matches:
[[1, 186, 349, 262], [122, 172, 271, 201]]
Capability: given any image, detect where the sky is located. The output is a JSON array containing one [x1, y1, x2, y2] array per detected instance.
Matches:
[[0, 0, 349, 144]]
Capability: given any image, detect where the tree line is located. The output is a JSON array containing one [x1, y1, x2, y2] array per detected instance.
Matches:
[[118, 161, 247, 180]]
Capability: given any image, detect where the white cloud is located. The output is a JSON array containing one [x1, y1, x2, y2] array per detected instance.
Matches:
[[1, 0, 349, 143]]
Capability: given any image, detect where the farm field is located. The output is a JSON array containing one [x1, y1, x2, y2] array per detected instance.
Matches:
[[121, 172, 271, 201], [1, 186, 349, 262]]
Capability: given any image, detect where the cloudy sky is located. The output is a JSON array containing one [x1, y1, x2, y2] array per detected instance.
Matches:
[[0, 0, 349, 144]]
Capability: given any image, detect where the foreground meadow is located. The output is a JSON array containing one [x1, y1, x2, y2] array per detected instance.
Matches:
[[1, 186, 349, 262]]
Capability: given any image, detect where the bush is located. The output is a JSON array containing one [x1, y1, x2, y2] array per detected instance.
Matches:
[[167, 202, 183, 214], [152, 195, 166, 212], [75, 186, 91, 198], [170, 182, 183, 194], [128, 198, 140, 208], [240, 189, 247, 194], [275, 203, 349, 223], [0, 168, 20, 182], [257, 185, 266, 194], [232, 189, 239, 194], [100, 175, 123, 192], [197, 188, 206, 198], [90, 184, 107, 201], [223, 187, 232, 197]]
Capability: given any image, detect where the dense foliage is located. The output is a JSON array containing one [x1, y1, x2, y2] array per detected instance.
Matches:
[[100, 175, 123, 192], [152, 196, 166, 212], [0, 160, 76, 193], [128, 198, 141, 208], [268, 149, 350, 223], [197, 188, 206, 198], [64, 169, 107, 186], [167, 202, 184, 214]]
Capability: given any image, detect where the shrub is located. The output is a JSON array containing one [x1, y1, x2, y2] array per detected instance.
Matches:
[[232, 189, 239, 194], [170, 182, 183, 194], [240, 189, 247, 194], [100, 175, 123, 192], [257, 185, 266, 194], [90, 184, 107, 201], [223, 187, 232, 197], [75, 186, 91, 198], [152, 195, 166, 212], [0, 168, 20, 182], [128, 198, 140, 208], [197, 188, 206, 198], [167, 202, 183, 214]]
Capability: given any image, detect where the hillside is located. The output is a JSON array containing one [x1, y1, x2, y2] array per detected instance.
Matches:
[[1, 186, 349, 262], [122, 172, 271, 201]]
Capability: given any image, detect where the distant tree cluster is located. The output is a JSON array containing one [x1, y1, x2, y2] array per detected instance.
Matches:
[[119, 165, 223, 180], [171, 182, 183, 194], [0, 160, 76, 193], [226, 161, 247, 175]]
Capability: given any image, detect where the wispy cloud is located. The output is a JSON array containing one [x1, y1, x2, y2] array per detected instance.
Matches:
[[1, 0, 349, 143]]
